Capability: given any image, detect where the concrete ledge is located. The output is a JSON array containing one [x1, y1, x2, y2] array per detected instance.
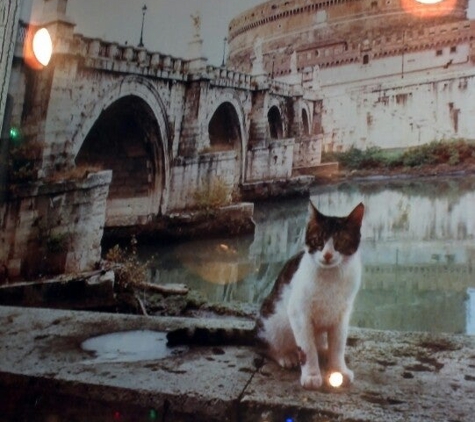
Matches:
[[0, 271, 116, 309], [0, 306, 474, 421], [241, 176, 314, 201], [104, 202, 255, 241]]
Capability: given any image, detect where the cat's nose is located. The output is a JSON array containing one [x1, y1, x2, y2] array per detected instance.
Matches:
[[324, 252, 333, 263]]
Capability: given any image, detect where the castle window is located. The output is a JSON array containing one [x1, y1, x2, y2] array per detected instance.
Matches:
[[436, 49, 443, 56], [315, 50, 320, 57], [371, 1, 378, 8], [363, 54, 369, 64], [450, 46, 457, 53]]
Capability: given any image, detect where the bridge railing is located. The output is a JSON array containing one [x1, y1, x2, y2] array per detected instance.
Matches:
[[15, 22, 302, 91], [203, 64, 297, 93], [268, 79, 294, 95], [74, 34, 188, 75], [206, 65, 252, 89]]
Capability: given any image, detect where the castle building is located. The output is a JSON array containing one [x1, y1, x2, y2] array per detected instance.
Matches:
[[227, 0, 475, 151]]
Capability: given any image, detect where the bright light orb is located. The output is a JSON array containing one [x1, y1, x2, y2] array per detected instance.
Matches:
[[32, 28, 53, 67], [401, 0, 457, 18], [328, 371, 344, 388]]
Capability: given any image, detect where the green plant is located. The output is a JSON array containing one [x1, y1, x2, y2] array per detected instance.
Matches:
[[192, 178, 232, 211], [323, 139, 475, 171], [323, 146, 389, 170], [105, 237, 150, 288]]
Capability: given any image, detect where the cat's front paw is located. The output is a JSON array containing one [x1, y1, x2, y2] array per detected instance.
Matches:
[[277, 355, 299, 369], [343, 368, 354, 384], [300, 373, 323, 390]]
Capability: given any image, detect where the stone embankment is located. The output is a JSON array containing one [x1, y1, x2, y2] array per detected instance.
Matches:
[[1, 306, 474, 422]]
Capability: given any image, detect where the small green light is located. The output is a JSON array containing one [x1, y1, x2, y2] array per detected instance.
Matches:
[[9, 127, 21, 142], [149, 409, 158, 420]]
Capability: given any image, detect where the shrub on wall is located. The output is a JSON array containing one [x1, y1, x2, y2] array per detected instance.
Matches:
[[192, 178, 233, 211], [8, 140, 44, 182]]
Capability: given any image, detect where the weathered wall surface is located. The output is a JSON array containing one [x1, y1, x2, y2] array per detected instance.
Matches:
[[0, 171, 111, 281], [245, 138, 294, 182], [321, 71, 475, 150], [228, 0, 470, 75], [167, 151, 239, 212], [293, 135, 323, 169]]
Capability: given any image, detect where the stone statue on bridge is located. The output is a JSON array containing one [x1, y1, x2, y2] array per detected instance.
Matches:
[[191, 11, 201, 39]]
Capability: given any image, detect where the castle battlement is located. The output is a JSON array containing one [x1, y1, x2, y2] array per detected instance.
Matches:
[[228, 0, 468, 41], [227, 0, 472, 77]]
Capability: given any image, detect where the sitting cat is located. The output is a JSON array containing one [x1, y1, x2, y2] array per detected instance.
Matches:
[[167, 201, 365, 390], [255, 201, 364, 389]]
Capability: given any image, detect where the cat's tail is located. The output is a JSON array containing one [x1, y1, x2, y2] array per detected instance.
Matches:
[[166, 322, 257, 347]]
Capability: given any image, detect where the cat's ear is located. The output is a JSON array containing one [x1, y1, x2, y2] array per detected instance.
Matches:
[[308, 201, 324, 224], [347, 202, 364, 227], [308, 201, 318, 220]]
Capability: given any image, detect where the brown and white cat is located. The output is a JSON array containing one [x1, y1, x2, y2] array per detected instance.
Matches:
[[167, 201, 365, 390], [255, 201, 364, 389]]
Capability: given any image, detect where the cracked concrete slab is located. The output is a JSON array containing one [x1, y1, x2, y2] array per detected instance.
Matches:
[[0, 306, 474, 421], [242, 329, 475, 421]]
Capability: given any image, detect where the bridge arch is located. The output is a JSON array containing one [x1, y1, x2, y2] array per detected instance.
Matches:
[[73, 76, 170, 222], [268, 105, 284, 139], [205, 95, 247, 184], [208, 102, 242, 151], [301, 104, 311, 135]]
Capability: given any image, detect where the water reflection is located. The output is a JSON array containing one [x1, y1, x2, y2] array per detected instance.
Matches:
[[142, 176, 475, 334]]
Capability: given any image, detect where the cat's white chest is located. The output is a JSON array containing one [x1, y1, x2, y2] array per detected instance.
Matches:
[[288, 252, 361, 328]]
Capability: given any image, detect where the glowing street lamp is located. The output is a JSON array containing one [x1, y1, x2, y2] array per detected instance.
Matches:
[[24, 26, 53, 69], [32, 28, 53, 67]]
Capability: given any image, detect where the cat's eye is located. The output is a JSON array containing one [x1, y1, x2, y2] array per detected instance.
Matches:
[[309, 239, 323, 250]]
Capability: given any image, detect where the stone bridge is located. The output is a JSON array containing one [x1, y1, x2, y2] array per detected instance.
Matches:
[[9, 17, 323, 227]]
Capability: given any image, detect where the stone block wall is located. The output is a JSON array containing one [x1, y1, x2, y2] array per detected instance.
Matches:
[[0, 171, 112, 281], [245, 139, 294, 182], [168, 151, 239, 211], [321, 72, 475, 151], [292, 135, 322, 170]]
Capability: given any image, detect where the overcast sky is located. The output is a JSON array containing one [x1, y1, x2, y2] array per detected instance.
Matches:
[[23, 0, 262, 65], [22, 0, 475, 66]]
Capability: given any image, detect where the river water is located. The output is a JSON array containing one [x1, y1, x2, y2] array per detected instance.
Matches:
[[140, 175, 475, 335]]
